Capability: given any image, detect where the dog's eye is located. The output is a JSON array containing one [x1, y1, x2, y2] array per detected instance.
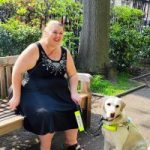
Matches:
[[116, 105, 119, 108], [107, 103, 111, 106]]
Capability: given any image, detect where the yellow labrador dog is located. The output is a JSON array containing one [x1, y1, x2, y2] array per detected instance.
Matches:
[[101, 96, 147, 150]]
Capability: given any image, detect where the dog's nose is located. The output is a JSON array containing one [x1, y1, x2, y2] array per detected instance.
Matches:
[[110, 113, 115, 118]]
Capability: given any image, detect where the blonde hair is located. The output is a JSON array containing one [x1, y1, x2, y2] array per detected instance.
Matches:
[[41, 20, 64, 39]]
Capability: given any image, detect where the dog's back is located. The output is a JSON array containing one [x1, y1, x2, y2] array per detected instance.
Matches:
[[123, 124, 147, 150]]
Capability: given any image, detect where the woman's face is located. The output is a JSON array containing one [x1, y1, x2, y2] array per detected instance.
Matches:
[[47, 25, 64, 46]]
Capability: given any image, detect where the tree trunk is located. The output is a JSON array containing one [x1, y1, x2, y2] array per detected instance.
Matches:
[[77, 0, 110, 74]]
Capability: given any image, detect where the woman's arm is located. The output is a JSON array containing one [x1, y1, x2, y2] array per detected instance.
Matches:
[[66, 50, 81, 104], [8, 43, 39, 110]]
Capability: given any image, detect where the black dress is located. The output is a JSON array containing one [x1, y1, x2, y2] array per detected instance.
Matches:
[[17, 42, 78, 135]]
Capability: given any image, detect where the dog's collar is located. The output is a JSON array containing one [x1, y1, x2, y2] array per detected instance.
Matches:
[[102, 123, 118, 131], [102, 117, 134, 132], [101, 114, 121, 132]]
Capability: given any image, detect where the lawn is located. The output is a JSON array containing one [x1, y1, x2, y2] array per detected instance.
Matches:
[[90, 73, 140, 96]]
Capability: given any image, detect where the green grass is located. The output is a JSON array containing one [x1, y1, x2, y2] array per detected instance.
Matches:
[[90, 73, 140, 96]]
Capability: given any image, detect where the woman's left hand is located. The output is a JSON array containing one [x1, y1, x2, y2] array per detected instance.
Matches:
[[71, 92, 82, 104]]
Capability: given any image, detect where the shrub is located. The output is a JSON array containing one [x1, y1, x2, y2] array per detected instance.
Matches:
[[0, 18, 41, 56], [110, 6, 144, 71], [138, 27, 150, 59], [63, 32, 79, 54], [0, 1, 16, 22], [0, 26, 14, 56]]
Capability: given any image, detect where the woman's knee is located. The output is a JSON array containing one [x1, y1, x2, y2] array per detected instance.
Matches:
[[65, 129, 78, 145], [39, 133, 54, 150]]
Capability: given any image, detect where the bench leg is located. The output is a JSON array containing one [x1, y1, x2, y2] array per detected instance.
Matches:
[[86, 94, 92, 129]]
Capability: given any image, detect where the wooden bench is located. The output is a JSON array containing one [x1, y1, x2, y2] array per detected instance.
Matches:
[[0, 55, 92, 136]]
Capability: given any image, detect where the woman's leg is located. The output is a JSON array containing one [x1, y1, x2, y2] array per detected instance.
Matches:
[[64, 129, 84, 150], [39, 133, 55, 150], [64, 129, 78, 146]]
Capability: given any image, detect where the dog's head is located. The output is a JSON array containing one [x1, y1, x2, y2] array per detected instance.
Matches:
[[103, 96, 126, 120]]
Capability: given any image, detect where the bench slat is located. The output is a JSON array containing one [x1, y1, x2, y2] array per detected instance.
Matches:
[[0, 112, 15, 120], [0, 115, 24, 135], [0, 55, 18, 66], [6, 66, 12, 90], [0, 66, 7, 98], [0, 114, 18, 122]]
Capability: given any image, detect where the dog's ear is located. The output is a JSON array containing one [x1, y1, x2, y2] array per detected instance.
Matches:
[[120, 99, 126, 111], [101, 96, 107, 112], [101, 96, 110, 112]]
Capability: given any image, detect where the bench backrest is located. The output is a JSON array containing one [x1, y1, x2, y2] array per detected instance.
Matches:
[[0, 55, 91, 99], [0, 56, 18, 98]]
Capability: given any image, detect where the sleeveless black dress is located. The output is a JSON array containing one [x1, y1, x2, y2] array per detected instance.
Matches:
[[17, 42, 78, 135]]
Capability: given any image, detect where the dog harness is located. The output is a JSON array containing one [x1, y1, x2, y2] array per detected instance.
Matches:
[[102, 124, 118, 131], [102, 117, 136, 132]]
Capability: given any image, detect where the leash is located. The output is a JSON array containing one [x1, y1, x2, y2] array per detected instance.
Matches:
[[75, 105, 104, 137], [84, 115, 104, 137]]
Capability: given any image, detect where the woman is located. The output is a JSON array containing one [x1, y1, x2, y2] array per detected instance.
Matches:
[[8, 20, 83, 150]]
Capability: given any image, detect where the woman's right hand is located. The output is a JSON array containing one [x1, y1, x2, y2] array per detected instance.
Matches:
[[8, 97, 20, 110]]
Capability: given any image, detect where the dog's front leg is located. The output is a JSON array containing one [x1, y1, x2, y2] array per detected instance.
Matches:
[[115, 144, 123, 150], [104, 140, 111, 150]]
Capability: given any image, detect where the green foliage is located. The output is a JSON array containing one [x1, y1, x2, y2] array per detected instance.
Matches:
[[0, 19, 41, 56], [0, 0, 10, 4], [5, 0, 83, 30], [0, 26, 13, 56], [63, 32, 79, 54], [63, 0, 83, 32], [138, 27, 150, 59], [90, 73, 138, 96], [112, 6, 143, 28], [110, 6, 144, 71], [0, 0, 83, 56], [0, 1, 16, 22], [50, 0, 82, 54]]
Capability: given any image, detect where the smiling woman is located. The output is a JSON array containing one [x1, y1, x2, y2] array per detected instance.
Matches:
[[40, 20, 64, 60], [8, 20, 84, 150]]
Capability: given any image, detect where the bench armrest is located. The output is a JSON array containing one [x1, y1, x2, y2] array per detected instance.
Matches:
[[77, 73, 92, 94]]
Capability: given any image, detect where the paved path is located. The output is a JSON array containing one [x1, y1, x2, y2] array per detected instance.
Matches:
[[0, 87, 150, 150], [122, 87, 150, 146]]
